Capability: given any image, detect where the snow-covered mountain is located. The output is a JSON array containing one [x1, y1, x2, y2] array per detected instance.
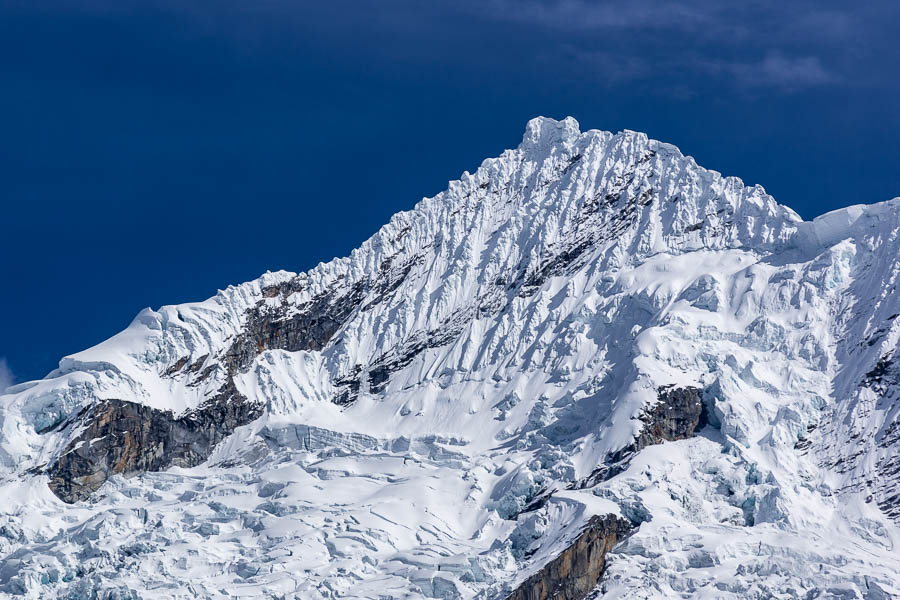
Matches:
[[1, 117, 899, 599]]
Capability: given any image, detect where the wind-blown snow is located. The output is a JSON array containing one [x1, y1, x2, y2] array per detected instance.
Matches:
[[1, 117, 899, 599]]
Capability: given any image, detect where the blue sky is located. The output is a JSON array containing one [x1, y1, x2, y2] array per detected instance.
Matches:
[[2, 0, 899, 384]]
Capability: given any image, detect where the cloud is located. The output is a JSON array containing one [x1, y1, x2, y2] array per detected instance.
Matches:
[[0, 0, 857, 97], [559, 46, 651, 85], [711, 53, 837, 91], [471, 0, 853, 92], [477, 0, 711, 30], [0, 359, 14, 394]]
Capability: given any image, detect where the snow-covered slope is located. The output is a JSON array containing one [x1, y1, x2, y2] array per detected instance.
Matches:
[[1, 117, 899, 599]]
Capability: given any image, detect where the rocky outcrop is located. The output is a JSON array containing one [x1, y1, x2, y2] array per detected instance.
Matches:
[[628, 385, 706, 454], [335, 306, 479, 403], [575, 386, 705, 489], [506, 514, 632, 600], [221, 280, 368, 374], [49, 256, 422, 501], [858, 354, 900, 521], [46, 382, 262, 503], [213, 256, 423, 404]]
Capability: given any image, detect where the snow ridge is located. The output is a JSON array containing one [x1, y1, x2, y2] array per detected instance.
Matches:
[[1, 117, 899, 599]]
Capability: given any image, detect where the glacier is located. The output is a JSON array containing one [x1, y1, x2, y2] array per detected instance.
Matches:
[[1, 116, 899, 598]]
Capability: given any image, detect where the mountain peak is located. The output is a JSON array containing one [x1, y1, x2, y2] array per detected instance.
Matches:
[[2, 119, 899, 599], [520, 115, 582, 149]]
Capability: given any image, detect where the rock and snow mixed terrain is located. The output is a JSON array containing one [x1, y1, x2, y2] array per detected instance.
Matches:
[[1, 116, 899, 599]]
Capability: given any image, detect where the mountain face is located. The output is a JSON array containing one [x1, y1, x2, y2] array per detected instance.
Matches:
[[2, 117, 899, 599]]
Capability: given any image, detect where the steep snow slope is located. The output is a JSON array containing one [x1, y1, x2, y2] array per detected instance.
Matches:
[[1, 117, 899, 599]]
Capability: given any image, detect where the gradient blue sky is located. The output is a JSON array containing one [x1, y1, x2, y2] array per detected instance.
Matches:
[[2, 0, 899, 385]]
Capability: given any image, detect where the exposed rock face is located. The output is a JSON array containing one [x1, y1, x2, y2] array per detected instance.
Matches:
[[576, 386, 704, 488], [838, 354, 900, 521], [46, 383, 262, 503], [221, 280, 368, 375], [335, 306, 479, 403], [212, 258, 423, 405], [629, 385, 706, 454], [506, 514, 633, 600], [518, 386, 701, 597]]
